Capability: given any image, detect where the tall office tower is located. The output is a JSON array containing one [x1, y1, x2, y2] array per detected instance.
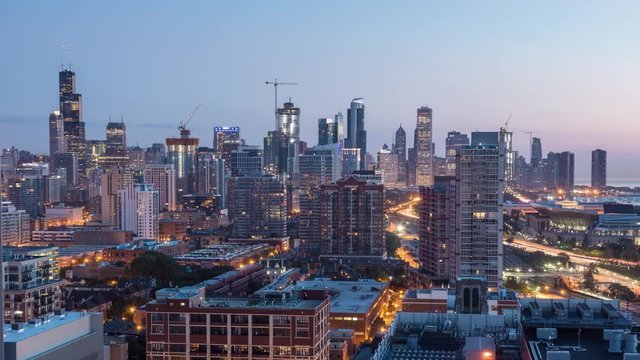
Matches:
[[7, 176, 46, 218], [230, 145, 263, 177], [445, 131, 469, 176], [100, 121, 129, 167], [419, 176, 456, 279], [514, 155, 529, 189], [393, 125, 407, 184], [377, 147, 402, 189], [59, 68, 86, 174], [85, 140, 106, 170], [196, 150, 226, 208], [52, 152, 78, 188], [556, 151, 575, 191], [341, 148, 361, 178], [414, 106, 434, 186], [145, 143, 166, 165], [118, 183, 159, 239], [0, 147, 19, 174], [455, 145, 504, 290], [335, 111, 345, 144], [319, 176, 385, 259], [44, 174, 65, 203], [299, 144, 342, 252], [407, 147, 416, 186], [213, 126, 241, 170], [227, 175, 287, 238], [128, 146, 145, 172], [48, 111, 65, 165], [274, 101, 301, 179], [263, 130, 293, 178], [318, 118, 340, 145], [166, 128, 199, 199], [345, 98, 366, 169], [591, 149, 607, 189], [1, 201, 31, 246], [143, 164, 177, 211], [531, 137, 542, 166], [100, 167, 133, 226]]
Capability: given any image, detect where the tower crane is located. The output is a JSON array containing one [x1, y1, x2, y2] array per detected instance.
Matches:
[[265, 79, 298, 115], [179, 104, 202, 135]]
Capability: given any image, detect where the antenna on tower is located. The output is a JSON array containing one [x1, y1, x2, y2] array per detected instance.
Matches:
[[61, 44, 73, 70]]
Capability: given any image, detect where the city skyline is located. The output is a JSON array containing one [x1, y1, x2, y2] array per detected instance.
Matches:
[[2, 1, 640, 181]]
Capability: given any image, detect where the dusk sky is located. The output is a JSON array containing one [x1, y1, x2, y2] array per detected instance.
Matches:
[[1, 1, 639, 181]]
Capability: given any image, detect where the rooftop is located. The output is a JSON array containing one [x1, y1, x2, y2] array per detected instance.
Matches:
[[289, 278, 388, 314], [175, 243, 269, 261], [3, 311, 95, 343]]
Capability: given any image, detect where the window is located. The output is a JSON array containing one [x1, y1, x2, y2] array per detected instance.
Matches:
[[253, 315, 269, 324], [190, 313, 207, 323], [296, 328, 309, 338], [151, 325, 164, 334], [273, 328, 290, 337], [169, 313, 186, 322], [190, 326, 206, 335], [210, 326, 227, 336], [253, 327, 269, 336], [150, 313, 164, 322], [210, 345, 228, 354], [169, 344, 186, 353], [273, 315, 290, 324], [231, 327, 248, 336], [296, 316, 310, 325], [231, 345, 249, 355], [210, 314, 227, 323], [231, 314, 248, 324], [150, 343, 165, 352], [169, 325, 185, 334], [190, 344, 207, 354], [273, 346, 292, 355], [295, 347, 310, 356], [252, 346, 270, 355]]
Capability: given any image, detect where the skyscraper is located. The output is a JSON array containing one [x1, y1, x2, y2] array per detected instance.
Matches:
[[299, 143, 342, 252], [196, 149, 226, 208], [227, 175, 287, 238], [546, 151, 575, 192], [276, 101, 300, 142], [230, 145, 263, 177], [419, 176, 456, 279], [591, 149, 607, 189], [340, 148, 361, 178], [48, 111, 65, 164], [455, 145, 504, 290], [531, 137, 542, 166], [319, 176, 385, 259], [118, 183, 159, 239], [445, 131, 469, 176], [1, 201, 31, 246], [143, 164, 177, 211], [393, 125, 407, 184], [213, 126, 241, 171], [335, 111, 345, 144], [100, 167, 133, 226], [166, 128, 199, 199], [499, 128, 516, 185], [318, 118, 339, 145], [100, 120, 129, 167], [377, 147, 402, 189], [415, 106, 433, 186], [345, 98, 366, 169], [52, 152, 78, 188], [59, 68, 86, 174]]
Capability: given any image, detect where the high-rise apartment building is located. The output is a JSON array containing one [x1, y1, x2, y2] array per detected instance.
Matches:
[[100, 167, 133, 226], [145, 143, 166, 165], [546, 151, 575, 192], [591, 149, 607, 189], [230, 145, 263, 177], [1, 201, 31, 246], [48, 111, 65, 165], [345, 98, 366, 169], [319, 176, 385, 259], [118, 183, 159, 240], [166, 128, 199, 199], [299, 144, 342, 252], [7, 176, 46, 218], [59, 69, 86, 174], [52, 152, 78, 188], [393, 125, 407, 184], [455, 145, 504, 290], [213, 126, 241, 171], [445, 131, 469, 176], [334, 111, 345, 144], [100, 121, 129, 167], [340, 148, 361, 178], [143, 164, 177, 211], [419, 176, 456, 279], [415, 106, 433, 186], [227, 176, 287, 238], [196, 149, 226, 209]]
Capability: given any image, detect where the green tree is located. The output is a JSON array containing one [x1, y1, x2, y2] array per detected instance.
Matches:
[[607, 283, 637, 302], [582, 263, 599, 291], [127, 251, 181, 283]]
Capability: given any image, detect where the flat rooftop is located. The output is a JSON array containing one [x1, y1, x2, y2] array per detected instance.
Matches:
[[176, 243, 268, 261], [3, 311, 94, 343], [289, 278, 387, 315], [526, 328, 632, 360]]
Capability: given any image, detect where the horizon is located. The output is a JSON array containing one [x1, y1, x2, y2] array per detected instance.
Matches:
[[2, 1, 639, 179]]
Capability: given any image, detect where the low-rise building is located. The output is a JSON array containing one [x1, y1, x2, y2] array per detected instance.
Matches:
[[103, 239, 188, 264], [175, 243, 271, 268], [2, 311, 104, 360]]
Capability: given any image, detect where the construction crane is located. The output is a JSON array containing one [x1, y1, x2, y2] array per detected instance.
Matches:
[[265, 78, 298, 115], [503, 113, 512, 131], [179, 104, 202, 135]]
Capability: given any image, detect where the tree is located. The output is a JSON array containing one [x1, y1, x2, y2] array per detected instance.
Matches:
[[386, 231, 401, 256], [582, 263, 599, 291], [557, 252, 570, 268], [607, 283, 637, 302], [127, 251, 181, 283]]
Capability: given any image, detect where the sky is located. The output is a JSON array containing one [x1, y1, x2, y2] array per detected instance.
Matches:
[[1, 1, 640, 181]]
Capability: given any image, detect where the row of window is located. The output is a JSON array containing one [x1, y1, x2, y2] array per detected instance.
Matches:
[[151, 312, 310, 326], [149, 343, 311, 356], [151, 325, 308, 337]]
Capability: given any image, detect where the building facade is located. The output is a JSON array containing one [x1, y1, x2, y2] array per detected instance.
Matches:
[[591, 149, 607, 189], [118, 183, 160, 240], [415, 106, 433, 187], [166, 129, 199, 199], [144, 164, 177, 212], [227, 176, 287, 238], [345, 98, 366, 170]]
